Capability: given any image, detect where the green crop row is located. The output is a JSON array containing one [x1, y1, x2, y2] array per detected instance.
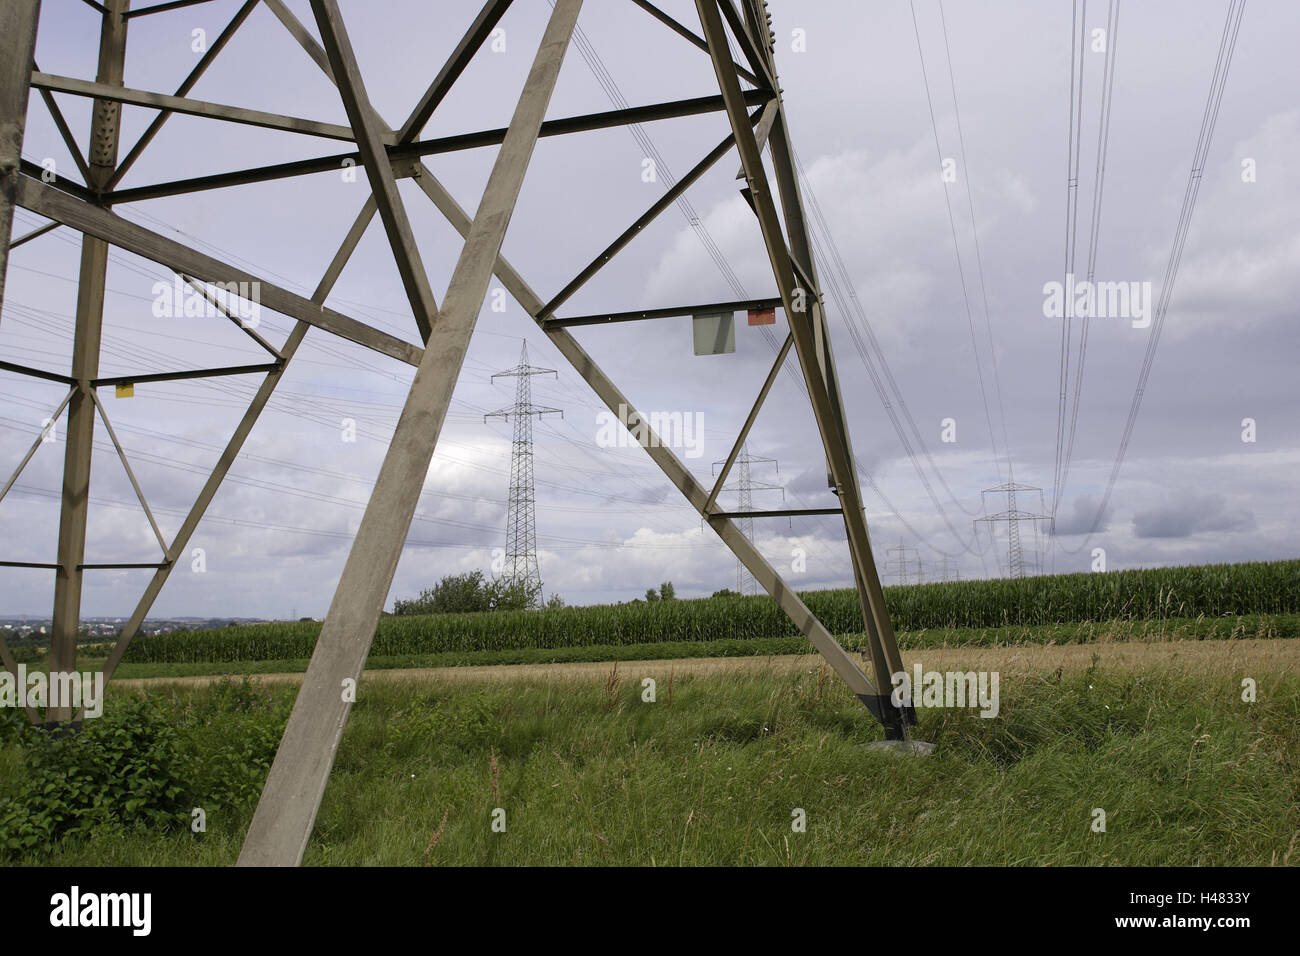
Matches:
[[120, 558, 1300, 664]]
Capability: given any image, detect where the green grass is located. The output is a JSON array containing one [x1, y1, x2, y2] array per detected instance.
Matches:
[[5, 648, 1298, 865], [109, 637, 816, 680], [100, 613, 1300, 680], [117, 559, 1300, 665]]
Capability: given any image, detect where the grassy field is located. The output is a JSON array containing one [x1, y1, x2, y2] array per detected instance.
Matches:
[[4, 638, 1297, 865], [115, 559, 1300, 665], [7, 559, 1296, 865], [98, 612, 1300, 680]]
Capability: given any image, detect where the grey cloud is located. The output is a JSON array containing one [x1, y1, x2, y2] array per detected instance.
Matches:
[[1132, 491, 1255, 539], [1052, 494, 1110, 536]]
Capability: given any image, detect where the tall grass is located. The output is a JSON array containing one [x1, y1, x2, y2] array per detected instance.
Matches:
[[10, 651, 1299, 865], [121, 558, 1300, 664]]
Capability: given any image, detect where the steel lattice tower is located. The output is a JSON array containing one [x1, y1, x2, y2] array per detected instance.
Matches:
[[975, 466, 1050, 579], [485, 341, 562, 606], [0, 0, 931, 862], [712, 444, 781, 596], [886, 539, 920, 586]]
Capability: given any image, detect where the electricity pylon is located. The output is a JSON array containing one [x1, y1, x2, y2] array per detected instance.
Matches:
[[975, 467, 1050, 579], [485, 340, 562, 606], [886, 539, 920, 586], [712, 445, 782, 595], [0, 0, 928, 864]]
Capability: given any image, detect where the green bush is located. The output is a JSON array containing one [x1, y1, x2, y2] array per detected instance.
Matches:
[[394, 570, 540, 614], [0, 703, 28, 745], [9, 644, 42, 664], [394, 570, 494, 615], [179, 676, 290, 812], [0, 696, 187, 855], [0, 678, 293, 858]]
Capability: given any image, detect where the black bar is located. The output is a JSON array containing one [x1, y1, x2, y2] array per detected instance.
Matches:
[[7, 866, 1288, 939], [18, 160, 92, 203], [547, 297, 782, 328], [0, 360, 76, 386], [0, 561, 60, 569], [107, 91, 771, 205], [710, 508, 842, 519], [77, 563, 170, 570], [91, 362, 280, 388], [124, 0, 221, 17]]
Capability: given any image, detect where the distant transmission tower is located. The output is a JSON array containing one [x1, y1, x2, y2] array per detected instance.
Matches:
[[485, 341, 562, 606], [974, 467, 1050, 579], [712, 445, 783, 596], [886, 539, 920, 586], [938, 556, 962, 582]]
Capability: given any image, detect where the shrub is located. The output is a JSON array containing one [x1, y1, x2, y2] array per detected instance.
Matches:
[[180, 676, 290, 811], [0, 696, 187, 855], [487, 576, 540, 612], [9, 644, 42, 664], [394, 570, 541, 614], [394, 570, 494, 615]]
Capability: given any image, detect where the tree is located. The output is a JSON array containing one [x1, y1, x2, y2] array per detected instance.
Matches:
[[711, 587, 739, 599], [644, 587, 659, 602], [486, 576, 541, 612], [659, 581, 675, 601], [393, 570, 540, 615], [393, 570, 491, 615], [545, 593, 566, 610]]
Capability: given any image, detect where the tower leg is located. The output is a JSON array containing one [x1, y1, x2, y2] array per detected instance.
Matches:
[[48, 0, 128, 724], [238, 0, 582, 866], [0, 0, 42, 321], [696, 0, 914, 736]]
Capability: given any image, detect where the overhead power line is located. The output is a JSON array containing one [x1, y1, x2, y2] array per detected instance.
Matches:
[[1057, 0, 1122, 548], [909, 0, 1009, 487], [1056, 0, 1246, 553], [1050, 0, 1090, 534]]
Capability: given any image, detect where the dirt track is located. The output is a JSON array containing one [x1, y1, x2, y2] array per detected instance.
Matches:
[[114, 637, 1298, 691]]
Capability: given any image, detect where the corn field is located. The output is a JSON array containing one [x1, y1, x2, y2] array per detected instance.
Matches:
[[121, 559, 1300, 664]]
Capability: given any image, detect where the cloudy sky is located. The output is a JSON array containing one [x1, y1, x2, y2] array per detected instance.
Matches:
[[2, 0, 1296, 619]]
